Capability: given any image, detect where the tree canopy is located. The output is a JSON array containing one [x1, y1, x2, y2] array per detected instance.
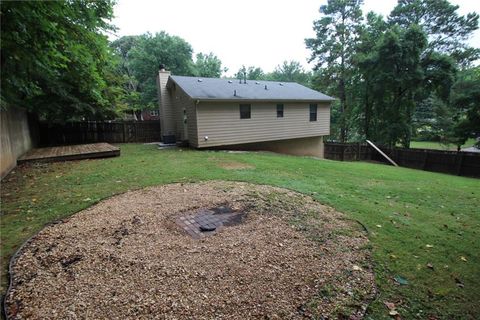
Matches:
[[234, 62, 312, 87], [269, 61, 312, 86], [307, 0, 479, 147], [126, 32, 194, 108], [1, 0, 119, 121], [306, 0, 364, 142], [194, 53, 225, 78], [449, 67, 480, 146], [1, 0, 478, 147], [111, 34, 229, 111], [389, 0, 479, 65]]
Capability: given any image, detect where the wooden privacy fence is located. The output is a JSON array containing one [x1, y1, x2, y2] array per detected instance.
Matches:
[[324, 142, 480, 178], [38, 121, 160, 146]]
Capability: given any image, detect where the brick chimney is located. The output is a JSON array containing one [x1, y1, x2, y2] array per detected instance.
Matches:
[[156, 64, 175, 144]]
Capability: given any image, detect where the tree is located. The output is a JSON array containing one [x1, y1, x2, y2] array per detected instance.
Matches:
[[127, 32, 195, 108], [269, 61, 312, 86], [363, 25, 429, 147], [389, 0, 479, 66], [353, 12, 389, 140], [112, 34, 227, 115], [449, 67, 480, 147], [1, 0, 119, 121], [111, 35, 142, 91], [234, 65, 266, 80], [193, 52, 225, 78], [413, 94, 456, 144], [110, 36, 143, 118], [306, 0, 364, 142]]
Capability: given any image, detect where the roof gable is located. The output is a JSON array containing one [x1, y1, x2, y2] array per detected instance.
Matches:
[[168, 75, 335, 102]]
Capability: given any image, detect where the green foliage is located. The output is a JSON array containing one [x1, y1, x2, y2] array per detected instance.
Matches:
[[420, 52, 456, 102], [310, 0, 476, 147], [384, 0, 478, 145], [269, 61, 312, 86], [235, 65, 266, 80], [233, 62, 312, 87], [413, 94, 455, 144], [110, 35, 143, 114], [408, 138, 476, 150], [1, 0, 120, 121], [361, 25, 428, 147], [389, 0, 479, 66], [411, 65, 478, 148], [352, 12, 389, 140], [449, 67, 480, 147], [1, 145, 479, 318], [193, 52, 225, 78], [305, 0, 364, 142], [111, 34, 228, 111], [127, 32, 195, 108]]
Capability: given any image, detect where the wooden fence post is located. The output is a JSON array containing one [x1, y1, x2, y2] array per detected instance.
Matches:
[[422, 151, 429, 170], [134, 121, 138, 142], [456, 152, 464, 176], [122, 122, 126, 143]]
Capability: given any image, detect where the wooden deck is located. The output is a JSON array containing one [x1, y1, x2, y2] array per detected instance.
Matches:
[[17, 143, 120, 164]]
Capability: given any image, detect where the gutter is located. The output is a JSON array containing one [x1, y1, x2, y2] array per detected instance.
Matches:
[[190, 98, 336, 103]]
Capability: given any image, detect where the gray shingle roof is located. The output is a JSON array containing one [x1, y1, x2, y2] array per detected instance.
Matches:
[[168, 75, 335, 102]]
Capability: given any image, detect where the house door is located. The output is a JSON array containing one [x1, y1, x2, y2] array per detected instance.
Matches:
[[182, 108, 188, 141]]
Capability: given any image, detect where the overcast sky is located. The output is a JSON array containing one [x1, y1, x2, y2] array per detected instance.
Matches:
[[111, 0, 480, 77]]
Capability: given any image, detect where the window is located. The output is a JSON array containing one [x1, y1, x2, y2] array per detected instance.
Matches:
[[240, 104, 251, 119], [150, 110, 159, 116], [276, 104, 284, 118], [309, 104, 317, 121]]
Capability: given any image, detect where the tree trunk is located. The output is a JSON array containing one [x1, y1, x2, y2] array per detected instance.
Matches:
[[339, 78, 347, 142], [339, 12, 347, 143], [364, 80, 371, 140]]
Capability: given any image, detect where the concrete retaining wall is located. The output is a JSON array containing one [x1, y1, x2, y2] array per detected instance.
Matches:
[[1, 107, 33, 179]]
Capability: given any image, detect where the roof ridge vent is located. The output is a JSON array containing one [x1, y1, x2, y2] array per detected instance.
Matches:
[[228, 80, 233, 83], [197, 79, 203, 82], [279, 83, 283, 86], [255, 81, 260, 84]]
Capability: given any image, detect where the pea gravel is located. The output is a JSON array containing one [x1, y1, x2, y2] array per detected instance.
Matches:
[[5, 181, 375, 319]]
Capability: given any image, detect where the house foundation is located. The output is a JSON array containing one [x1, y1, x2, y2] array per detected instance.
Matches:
[[208, 136, 325, 158]]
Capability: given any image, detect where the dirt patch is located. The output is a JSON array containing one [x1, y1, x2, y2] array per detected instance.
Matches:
[[216, 160, 255, 170], [5, 181, 375, 319]]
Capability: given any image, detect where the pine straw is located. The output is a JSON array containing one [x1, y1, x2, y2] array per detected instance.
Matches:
[[5, 181, 375, 319]]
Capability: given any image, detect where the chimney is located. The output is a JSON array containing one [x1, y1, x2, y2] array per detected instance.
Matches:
[[156, 64, 175, 143]]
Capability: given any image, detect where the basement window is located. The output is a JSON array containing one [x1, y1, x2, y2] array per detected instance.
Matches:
[[276, 104, 284, 118], [240, 104, 251, 119], [150, 110, 159, 116], [309, 104, 317, 121]]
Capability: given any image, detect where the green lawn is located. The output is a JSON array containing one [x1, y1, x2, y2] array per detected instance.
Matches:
[[1, 144, 479, 319], [409, 138, 477, 150]]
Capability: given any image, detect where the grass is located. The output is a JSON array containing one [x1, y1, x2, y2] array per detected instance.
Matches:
[[409, 138, 477, 150], [1, 143, 479, 319]]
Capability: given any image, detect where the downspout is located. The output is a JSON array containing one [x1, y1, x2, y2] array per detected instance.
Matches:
[[195, 100, 201, 148]]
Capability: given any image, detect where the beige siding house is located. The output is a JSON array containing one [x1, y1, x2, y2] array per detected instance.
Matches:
[[157, 67, 334, 157]]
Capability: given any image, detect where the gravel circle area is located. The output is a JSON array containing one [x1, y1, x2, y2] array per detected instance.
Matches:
[[5, 181, 376, 319]]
